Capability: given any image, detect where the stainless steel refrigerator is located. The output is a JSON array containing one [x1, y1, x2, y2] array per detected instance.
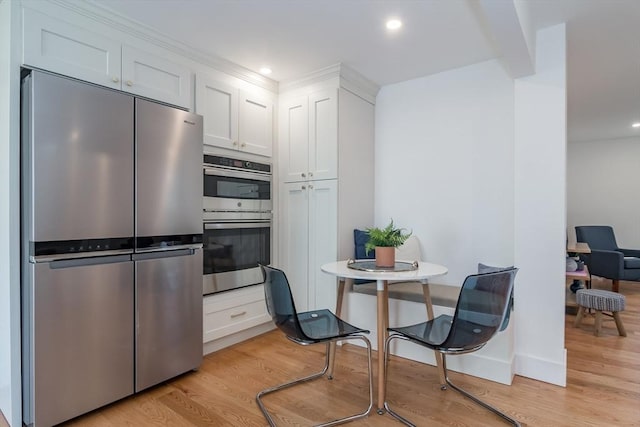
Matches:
[[21, 70, 203, 427]]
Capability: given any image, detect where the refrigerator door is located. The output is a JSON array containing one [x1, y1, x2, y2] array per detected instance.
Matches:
[[135, 249, 203, 391], [26, 71, 134, 246], [135, 99, 203, 250], [28, 256, 134, 427]]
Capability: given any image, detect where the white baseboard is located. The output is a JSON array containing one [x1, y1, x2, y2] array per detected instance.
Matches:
[[203, 322, 274, 355], [515, 349, 567, 387]]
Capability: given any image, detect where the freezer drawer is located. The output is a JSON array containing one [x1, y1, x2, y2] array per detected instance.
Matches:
[[26, 257, 134, 427], [135, 249, 203, 391]]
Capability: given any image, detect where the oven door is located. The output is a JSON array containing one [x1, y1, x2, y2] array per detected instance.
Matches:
[[203, 167, 272, 212], [203, 220, 271, 295]]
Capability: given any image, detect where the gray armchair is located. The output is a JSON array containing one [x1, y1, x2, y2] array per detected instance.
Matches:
[[575, 226, 640, 292]]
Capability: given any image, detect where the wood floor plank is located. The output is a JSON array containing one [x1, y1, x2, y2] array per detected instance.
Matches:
[[60, 277, 639, 426]]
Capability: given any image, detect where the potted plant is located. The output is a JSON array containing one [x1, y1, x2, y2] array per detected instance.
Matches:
[[365, 219, 412, 267]]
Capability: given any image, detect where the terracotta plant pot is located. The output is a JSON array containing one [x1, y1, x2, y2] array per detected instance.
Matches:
[[375, 246, 395, 267]]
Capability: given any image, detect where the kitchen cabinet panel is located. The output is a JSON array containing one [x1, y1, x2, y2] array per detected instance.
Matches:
[[280, 89, 337, 183], [196, 73, 274, 157], [280, 182, 311, 310], [23, 8, 192, 109], [196, 75, 238, 150], [238, 90, 273, 157], [309, 90, 338, 181], [122, 45, 192, 109], [280, 180, 336, 312], [278, 83, 374, 313], [203, 285, 270, 343], [23, 8, 121, 90]]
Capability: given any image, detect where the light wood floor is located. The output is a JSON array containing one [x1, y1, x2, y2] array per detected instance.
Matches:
[[12, 278, 639, 426]]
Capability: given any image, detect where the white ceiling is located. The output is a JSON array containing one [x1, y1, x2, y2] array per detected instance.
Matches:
[[93, 0, 640, 142]]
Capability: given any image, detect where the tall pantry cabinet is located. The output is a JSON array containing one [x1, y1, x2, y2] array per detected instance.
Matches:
[[278, 70, 377, 312]]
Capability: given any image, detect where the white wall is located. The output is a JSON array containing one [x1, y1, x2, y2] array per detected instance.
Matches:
[[513, 24, 567, 386], [567, 137, 640, 247], [374, 59, 517, 381], [0, 0, 22, 425], [375, 59, 515, 285], [374, 25, 567, 387]]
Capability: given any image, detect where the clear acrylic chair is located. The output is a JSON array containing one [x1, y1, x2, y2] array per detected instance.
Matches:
[[257, 265, 374, 426], [383, 268, 520, 427]]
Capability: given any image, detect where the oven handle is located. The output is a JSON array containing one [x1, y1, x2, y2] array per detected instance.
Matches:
[[204, 167, 271, 182], [204, 222, 271, 230]]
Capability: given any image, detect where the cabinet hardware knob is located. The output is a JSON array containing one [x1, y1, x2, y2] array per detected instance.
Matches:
[[309, 185, 314, 189], [309, 172, 313, 177], [233, 141, 238, 146], [126, 80, 133, 87], [301, 173, 306, 178], [112, 76, 120, 83], [241, 142, 246, 148], [301, 185, 306, 190], [230, 311, 247, 319]]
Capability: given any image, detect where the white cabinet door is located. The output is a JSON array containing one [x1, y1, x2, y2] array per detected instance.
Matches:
[[280, 182, 311, 311], [280, 96, 309, 182], [238, 90, 273, 157], [280, 90, 337, 182], [308, 179, 338, 311], [196, 74, 238, 150], [309, 89, 338, 181], [122, 45, 192, 109], [23, 8, 121, 90]]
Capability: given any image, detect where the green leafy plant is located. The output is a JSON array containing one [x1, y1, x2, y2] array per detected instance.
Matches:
[[365, 219, 412, 255]]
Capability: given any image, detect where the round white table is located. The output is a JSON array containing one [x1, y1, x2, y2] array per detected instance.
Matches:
[[321, 260, 448, 414]]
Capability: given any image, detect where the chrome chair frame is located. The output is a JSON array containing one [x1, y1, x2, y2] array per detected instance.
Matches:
[[256, 265, 374, 427], [382, 269, 521, 427]]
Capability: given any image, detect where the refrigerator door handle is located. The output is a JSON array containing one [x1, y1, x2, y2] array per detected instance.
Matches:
[[132, 248, 199, 261], [48, 255, 132, 269], [31, 249, 133, 264], [134, 243, 203, 254]]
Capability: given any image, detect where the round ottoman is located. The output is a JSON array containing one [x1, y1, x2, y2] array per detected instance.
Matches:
[[574, 289, 626, 337]]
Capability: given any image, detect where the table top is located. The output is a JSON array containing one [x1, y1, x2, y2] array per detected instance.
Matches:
[[567, 242, 591, 254], [321, 260, 448, 282]]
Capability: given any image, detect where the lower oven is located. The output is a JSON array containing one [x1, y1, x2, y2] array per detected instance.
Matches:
[[203, 211, 271, 295]]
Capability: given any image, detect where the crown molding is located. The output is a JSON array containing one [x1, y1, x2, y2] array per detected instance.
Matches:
[[280, 63, 379, 104], [42, 0, 278, 92]]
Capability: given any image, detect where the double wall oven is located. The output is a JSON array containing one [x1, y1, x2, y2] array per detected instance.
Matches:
[[203, 155, 272, 295]]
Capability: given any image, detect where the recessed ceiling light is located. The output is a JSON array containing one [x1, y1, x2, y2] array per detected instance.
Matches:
[[386, 19, 402, 30], [259, 67, 272, 75], [632, 122, 640, 128]]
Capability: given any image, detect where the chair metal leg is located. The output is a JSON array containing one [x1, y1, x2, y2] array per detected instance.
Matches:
[[441, 354, 521, 427], [383, 334, 417, 426], [256, 336, 373, 427], [382, 334, 521, 427]]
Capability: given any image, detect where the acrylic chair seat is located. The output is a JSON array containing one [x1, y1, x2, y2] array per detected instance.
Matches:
[[257, 264, 374, 427], [384, 268, 520, 427]]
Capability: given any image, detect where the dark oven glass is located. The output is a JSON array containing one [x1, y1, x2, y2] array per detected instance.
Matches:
[[204, 173, 271, 200], [203, 223, 271, 275]]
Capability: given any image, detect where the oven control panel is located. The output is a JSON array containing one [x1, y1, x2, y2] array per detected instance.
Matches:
[[204, 155, 271, 173]]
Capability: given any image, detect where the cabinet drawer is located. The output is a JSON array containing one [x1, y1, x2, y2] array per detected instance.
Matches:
[[203, 287, 270, 342]]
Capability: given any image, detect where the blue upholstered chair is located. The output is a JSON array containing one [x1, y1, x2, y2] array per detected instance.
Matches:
[[575, 226, 640, 292], [257, 265, 373, 426], [383, 268, 520, 427]]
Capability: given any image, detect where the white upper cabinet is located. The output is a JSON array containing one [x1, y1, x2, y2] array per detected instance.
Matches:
[[238, 90, 273, 157], [23, 8, 121, 90], [280, 89, 337, 182], [121, 46, 191, 109], [196, 76, 238, 150], [22, 8, 192, 109], [196, 73, 274, 157]]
